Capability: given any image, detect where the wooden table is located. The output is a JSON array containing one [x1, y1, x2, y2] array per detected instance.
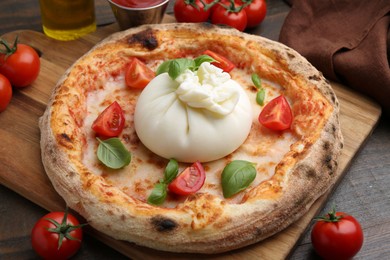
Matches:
[[0, 1, 389, 259]]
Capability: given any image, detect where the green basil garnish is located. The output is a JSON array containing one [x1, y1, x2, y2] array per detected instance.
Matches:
[[156, 55, 216, 80], [251, 73, 266, 106], [147, 183, 168, 205], [96, 137, 131, 169], [221, 160, 257, 198], [194, 55, 216, 69], [256, 88, 266, 106], [164, 159, 179, 184], [251, 73, 262, 89], [147, 159, 179, 205]]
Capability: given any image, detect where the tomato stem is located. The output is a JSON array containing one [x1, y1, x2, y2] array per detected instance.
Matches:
[[45, 207, 87, 249], [314, 205, 343, 223], [201, 0, 220, 11], [0, 36, 18, 57]]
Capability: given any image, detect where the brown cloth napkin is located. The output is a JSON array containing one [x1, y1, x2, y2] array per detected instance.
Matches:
[[279, 0, 390, 115]]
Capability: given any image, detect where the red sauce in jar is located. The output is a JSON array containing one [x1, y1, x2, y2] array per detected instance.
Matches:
[[111, 0, 165, 8]]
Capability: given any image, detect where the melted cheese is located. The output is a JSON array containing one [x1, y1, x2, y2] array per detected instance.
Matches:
[[134, 63, 253, 163], [81, 65, 298, 207]]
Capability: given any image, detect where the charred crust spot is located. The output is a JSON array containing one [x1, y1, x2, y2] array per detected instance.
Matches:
[[128, 28, 158, 50], [306, 168, 317, 178], [323, 141, 330, 150], [60, 133, 72, 142], [287, 52, 295, 59], [151, 216, 178, 232], [324, 155, 334, 171], [329, 91, 336, 103], [308, 74, 321, 81], [293, 164, 317, 179], [200, 22, 214, 29], [57, 133, 73, 149]]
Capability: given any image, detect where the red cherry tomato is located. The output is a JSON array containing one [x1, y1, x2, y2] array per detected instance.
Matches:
[[203, 50, 235, 72], [311, 208, 364, 260], [211, 3, 247, 31], [0, 38, 40, 88], [125, 57, 155, 89], [174, 0, 211, 23], [0, 74, 12, 112], [168, 161, 206, 196], [240, 0, 267, 28], [92, 101, 125, 137], [31, 210, 85, 260], [258, 95, 293, 131]]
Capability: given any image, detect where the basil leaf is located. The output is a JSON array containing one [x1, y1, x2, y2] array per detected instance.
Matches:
[[194, 54, 216, 70], [164, 159, 179, 184], [256, 88, 266, 106], [221, 160, 256, 198], [96, 138, 131, 169], [157, 56, 213, 80], [251, 73, 262, 89], [156, 60, 171, 75], [147, 182, 167, 205], [169, 58, 195, 80]]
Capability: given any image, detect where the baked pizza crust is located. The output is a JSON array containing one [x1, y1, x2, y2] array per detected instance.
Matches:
[[39, 23, 343, 253]]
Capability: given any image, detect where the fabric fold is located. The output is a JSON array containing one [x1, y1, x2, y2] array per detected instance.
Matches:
[[279, 0, 390, 114]]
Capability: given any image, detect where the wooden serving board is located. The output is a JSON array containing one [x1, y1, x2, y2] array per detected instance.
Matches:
[[0, 21, 381, 259]]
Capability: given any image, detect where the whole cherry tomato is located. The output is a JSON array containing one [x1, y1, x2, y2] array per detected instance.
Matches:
[[0, 73, 12, 112], [258, 95, 293, 131], [168, 161, 206, 196], [174, 0, 211, 23], [31, 209, 85, 260], [92, 101, 125, 137], [125, 57, 155, 89], [211, 3, 248, 31], [0, 37, 40, 88], [311, 208, 364, 260], [240, 0, 267, 28]]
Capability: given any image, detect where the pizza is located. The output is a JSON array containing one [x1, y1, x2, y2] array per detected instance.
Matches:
[[39, 23, 343, 254]]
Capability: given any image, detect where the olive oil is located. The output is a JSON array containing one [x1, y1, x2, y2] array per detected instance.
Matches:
[[39, 0, 96, 41]]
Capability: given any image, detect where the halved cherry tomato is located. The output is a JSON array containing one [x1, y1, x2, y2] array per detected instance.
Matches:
[[125, 58, 155, 89], [0, 74, 12, 112], [91, 101, 125, 137], [168, 161, 206, 196], [203, 50, 235, 72], [259, 95, 293, 131]]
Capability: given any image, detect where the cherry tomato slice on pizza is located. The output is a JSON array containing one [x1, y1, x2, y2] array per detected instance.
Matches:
[[258, 95, 293, 131], [91, 101, 125, 137], [125, 57, 155, 89], [168, 161, 206, 196], [203, 50, 235, 73]]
